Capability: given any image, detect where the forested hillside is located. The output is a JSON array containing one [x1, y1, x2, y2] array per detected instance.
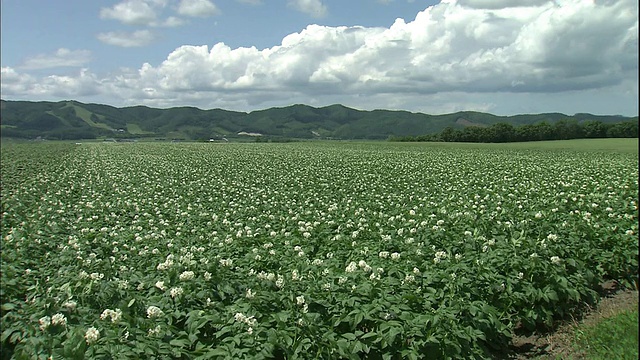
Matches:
[[1, 99, 636, 141]]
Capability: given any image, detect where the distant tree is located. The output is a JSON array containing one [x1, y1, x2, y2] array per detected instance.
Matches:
[[487, 123, 516, 143], [514, 124, 538, 142], [582, 120, 608, 138], [533, 121, 554, 141], [607, 121, 638, 138], [553, 119, 583, 140], [439, 127, 457, 142]]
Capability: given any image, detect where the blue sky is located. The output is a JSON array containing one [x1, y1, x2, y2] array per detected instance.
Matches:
[[1, 0, 638, 116]]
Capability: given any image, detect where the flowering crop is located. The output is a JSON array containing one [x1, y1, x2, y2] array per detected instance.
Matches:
[[1, 141, 637, 359]]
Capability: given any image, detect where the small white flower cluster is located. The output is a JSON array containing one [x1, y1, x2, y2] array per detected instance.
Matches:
[[219, 258, 233, 267], [204, 271, 212, 281], [390, 252, 401, 260], [234, 312, 257, 328], [345, 261, 358, 273], [39, 313, 67, 330], [291, 269, 302, 281], [62, 300, 77, 312], [550, 256, 562, 265], [296, 295, 309, 313], [368, 267, 384, 281], [148, 325, 162, 337], [38, 316, 51, 330], [155, 281, 166, 291], [85, 327, 100, 344], [379, 251, 389, 258], [146, 305, 164, 318], [170, 287, 184, 298], [51, 313, 67, 326], [433, 251, 447, 264], [402, 274, 415, 285], [117, 279, 129, 290], [245, 288, 255, 299], [358, 260, 372, 272], [100, 308, 122, 323], [90, 272, 105, 281], [179, 271, 195, 281], [256, 271, 276, 281], [157, 254, 174, 270]]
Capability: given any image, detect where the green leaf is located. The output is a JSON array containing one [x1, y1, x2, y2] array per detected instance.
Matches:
[[1, 329, 17, 342], [361, 331, 377, 339], [342, 333, 356, 340], [1, 303, 16, 311], [127, 298, 135, 307], [170, 339, 187, 347]]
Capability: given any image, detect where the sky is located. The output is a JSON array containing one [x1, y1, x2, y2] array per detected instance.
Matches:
[[1, 0, 638, 116]]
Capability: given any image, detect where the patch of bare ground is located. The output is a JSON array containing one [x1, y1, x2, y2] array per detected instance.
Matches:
[[505, 281, 638, 359]]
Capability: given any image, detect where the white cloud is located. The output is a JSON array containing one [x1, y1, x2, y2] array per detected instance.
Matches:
[[287, 0, 328, 18], [20, 49, 92, 70], [99, 0, 160, 25], [237, 0, 262, 4], [123, 0, 635, 97], [1, 67, 101, 98], [5, 0, 638, 115], [153, 16, 186, 27], [456, 0, 549, 9], [177, 0, 219, 17], [1, 67, 36, 94], [97, 30, 155, 47]]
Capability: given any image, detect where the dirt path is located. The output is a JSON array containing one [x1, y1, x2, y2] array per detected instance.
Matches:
[[509, 282, 639, 359]]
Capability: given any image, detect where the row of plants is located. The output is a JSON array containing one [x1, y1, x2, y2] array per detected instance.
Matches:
[[1, 142, 637, 359]]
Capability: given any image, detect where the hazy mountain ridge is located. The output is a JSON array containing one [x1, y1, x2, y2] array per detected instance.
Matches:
[[0, 99, 636, 140]]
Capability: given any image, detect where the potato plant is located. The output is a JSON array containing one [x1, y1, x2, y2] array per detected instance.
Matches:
[[1, 142, 637, 359]]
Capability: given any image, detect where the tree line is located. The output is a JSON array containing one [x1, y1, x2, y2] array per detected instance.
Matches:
[[390, 119, 638, 143]]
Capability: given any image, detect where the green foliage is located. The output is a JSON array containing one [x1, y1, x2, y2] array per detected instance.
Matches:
[[396, 118, 638, 143], [1, 141, 638, 359]]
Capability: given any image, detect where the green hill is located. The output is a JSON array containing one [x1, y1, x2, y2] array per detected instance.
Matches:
[[0, 99, 636, 141]]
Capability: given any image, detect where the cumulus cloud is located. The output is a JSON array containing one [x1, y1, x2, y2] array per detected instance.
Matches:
[[155, 16, 186, 27], [20, 49, 92, 70], [97, 30, 156, 47], [177, 0, 219, 17], [1, 67, 36, 95], [119, 0, 636, 97], [288, 0, 328, 18], [456, 0, 549, 9], [99, 0, 161, 25], [5, 0, 638, 115], [1, 67, 101, 98]]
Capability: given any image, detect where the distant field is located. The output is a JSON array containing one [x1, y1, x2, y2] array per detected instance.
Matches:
[[397, 138, 639, 153], [125, 123, 154, 135]]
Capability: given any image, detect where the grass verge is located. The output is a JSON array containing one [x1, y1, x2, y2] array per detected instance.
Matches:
[[572, 307, 639, 359]]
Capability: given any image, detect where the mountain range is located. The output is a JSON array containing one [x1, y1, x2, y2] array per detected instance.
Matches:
[[1, 99, 636, 141]]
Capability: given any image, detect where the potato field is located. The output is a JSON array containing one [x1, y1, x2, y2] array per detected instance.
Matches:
[[1, 141, 637, 359]]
